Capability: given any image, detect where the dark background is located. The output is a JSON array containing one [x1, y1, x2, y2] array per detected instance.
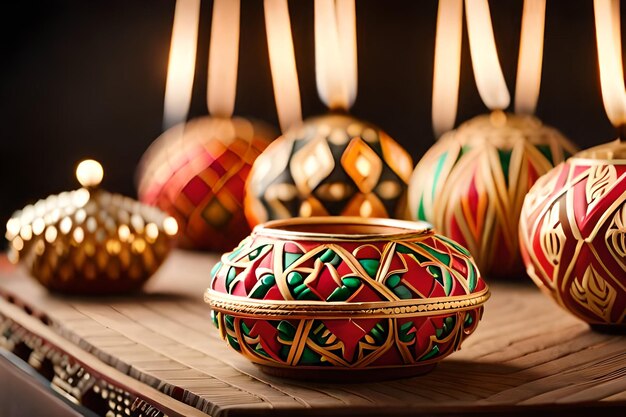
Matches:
[[0, 0, 622, 229]]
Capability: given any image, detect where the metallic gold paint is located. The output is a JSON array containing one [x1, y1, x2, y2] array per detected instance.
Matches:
[[137, 116, 276, 251], [5, 189, 176, 295], [244, 114, 414, 227], [519, 141, 626, 327], [205, 217, 489, 377], [409, 113, 577, 277]]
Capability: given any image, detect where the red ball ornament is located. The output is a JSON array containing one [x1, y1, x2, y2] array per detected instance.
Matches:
[[409, 112, 577, 277], [137, 117, 276, 251], [519, 140, 626, 329]]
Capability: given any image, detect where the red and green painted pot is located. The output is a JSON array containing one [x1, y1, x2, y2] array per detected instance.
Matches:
[[205, 217, 489, 380]]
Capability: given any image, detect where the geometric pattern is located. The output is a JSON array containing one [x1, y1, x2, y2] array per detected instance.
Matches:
[[206, 222, 488, 371], [409, 113, 578, 277], [244, 113, 414, 227], [137, 116, 275, 251], [519, 155, 626, 326]]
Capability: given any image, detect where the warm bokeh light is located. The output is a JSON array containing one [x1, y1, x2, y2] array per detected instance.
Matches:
[[465, 0, 510, 110], [76, 159, 103, 188], [32, 218, 45, 235], [118, 224, 131, 242], [432, 0, 463, 137], [264, 0, 302, 132], [44, 226, 57, 243], [207, 0, 241, 118], [145, 222, 159, 242], [6, 218, 20, 240], [514, 0, 546, 115], [314, 0, 357, 111], [594, 0, 626, 128], [163, 216, 179, 236], [162, 0, 201, 130]]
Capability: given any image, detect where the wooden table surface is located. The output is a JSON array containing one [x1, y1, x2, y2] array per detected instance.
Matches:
[[1, 250, 625, 416]]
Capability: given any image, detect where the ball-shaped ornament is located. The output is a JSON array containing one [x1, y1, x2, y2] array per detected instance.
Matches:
[[244, 113, 414, 226], [519, 140, 626, 329], [408, 112, 578, 277], [137, 116, 276, 251]]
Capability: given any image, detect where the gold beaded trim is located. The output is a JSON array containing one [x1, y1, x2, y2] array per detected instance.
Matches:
[[204, 287, 490, 319]]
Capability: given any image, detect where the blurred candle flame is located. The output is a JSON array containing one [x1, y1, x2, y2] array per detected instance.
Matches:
[[594, 0, 626, 128], [264, 0, 302, 132], [432, 0, 463, 137], [465, 0, 510, 110], [208, 0, 241, 118], [163, 0, 201, 130], [514, 0, 546, 115], [315, 0, 357, 111]]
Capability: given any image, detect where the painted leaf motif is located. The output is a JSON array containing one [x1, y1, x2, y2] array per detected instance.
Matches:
[[606, 204, 626, 259], [539, 201, 566, 266], [585, 164, 617, 212], [570, 265, 617, 322]]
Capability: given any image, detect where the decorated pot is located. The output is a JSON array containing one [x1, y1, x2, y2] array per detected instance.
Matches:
[[244, 113, 414, 227], [137, 116, 276, 251], [409, 112, 577, 277], [205, 217, 489, 380], [519, 140, 626, 329], [5, 160, 178, 295]]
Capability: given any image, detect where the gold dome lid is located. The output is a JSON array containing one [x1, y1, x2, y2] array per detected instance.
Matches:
[[5, 160, 179, 294]]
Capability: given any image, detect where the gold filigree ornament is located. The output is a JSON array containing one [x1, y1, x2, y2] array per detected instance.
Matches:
[[6, 160, 178, 294]]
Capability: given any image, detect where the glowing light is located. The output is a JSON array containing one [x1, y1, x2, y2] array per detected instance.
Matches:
[[207, 0, 241, 118], [163, 0, 201, 129], [355, 155, 372, 176], [60, 217, 73, 234], [315, 0, 357, 110], [86, 217, 97, 233], [6, 218, 20, 239], [163, 217, 179, 236], [304, 155, 319, 177], [12, 237, 24, 251], [145, 223, 159, 242], [131, 213, 145, 233], [20, 225, 32, 241], [465, 0, 510, 110], [75, 209, 86, 224], [514, 0, 546, 115], [45, 226, 58, 243], [118, 224, 131, 242], [73, 227, 85, 244], [32, 218, 45, 235], [106, 239, 122, 255], [264, 0, 302, 131], [76, 160, 103, 188], [594, 0, 626, 127], [132, 238, 146, 254], [328, 183, 346, 199], [432, 0, 463, 137]]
